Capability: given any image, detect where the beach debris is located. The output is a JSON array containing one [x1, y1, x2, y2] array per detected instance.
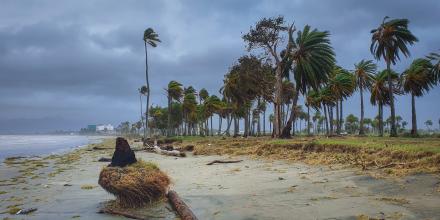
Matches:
[[98, 160, 170, 208], [154, 145, 186, 157], [98, 157, 112, 162], [63, 183, 72, 186], [160, 145, 174, 151], [16, 208, 37, 215], [168, 190, 198, 220], [109, 137, 137, 167], [181, 145, 194, 152], [206, 159, 243, 165], [278, 177, 285, 180]]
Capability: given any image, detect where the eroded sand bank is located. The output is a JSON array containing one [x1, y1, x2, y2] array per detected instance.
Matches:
[[1, 148, 439, 219]]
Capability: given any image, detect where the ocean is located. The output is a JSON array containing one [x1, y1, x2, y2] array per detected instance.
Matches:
[[0, 135, 108, 161]]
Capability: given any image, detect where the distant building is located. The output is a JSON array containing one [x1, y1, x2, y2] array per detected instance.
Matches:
[[96, 124, 114, 132], [87, 125, 97, 132]]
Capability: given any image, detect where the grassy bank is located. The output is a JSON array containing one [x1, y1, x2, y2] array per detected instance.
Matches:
[[174, 136, 440, 176]]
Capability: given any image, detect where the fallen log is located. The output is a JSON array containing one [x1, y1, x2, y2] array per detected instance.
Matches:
[[167, 190, 198, 220], [154, 146, 186, 157], [98, 208, 147, 220], [206, 160, 243, 165]]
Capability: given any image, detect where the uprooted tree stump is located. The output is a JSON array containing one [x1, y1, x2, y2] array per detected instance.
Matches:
[[109, 137, 137, 167], [98, 160, 170, 208]]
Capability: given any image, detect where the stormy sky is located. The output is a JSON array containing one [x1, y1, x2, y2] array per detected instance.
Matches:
[[0, 0, 439, 133]]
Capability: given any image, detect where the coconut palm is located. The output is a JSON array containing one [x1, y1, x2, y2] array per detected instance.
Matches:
[[427, 50, 440, 83], [354, 60, 376, 135], [401, 58, 434, 135], [370, 69, 399, 136], [143, 28, 161, 137], [370, 17, 418, 137], [166, 81, 183, 136], [328, 66, 355, 134], [243, 16, 335, 138], [425, 120, 433, 131]]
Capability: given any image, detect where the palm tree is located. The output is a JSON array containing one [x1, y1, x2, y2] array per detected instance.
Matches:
[[143, 28, 161, 137], [354, 60, 376, 135], [166, 81, 183, 136], [427, 50, 440, 83], [139, 85, 148, 138], [370, 17, 418, 137], [425, 120, 433, 132], [370, 69, 399, 136], [243, 17, 335, 138], [328, 66, 355, 134], [401, 58, 435, 136]]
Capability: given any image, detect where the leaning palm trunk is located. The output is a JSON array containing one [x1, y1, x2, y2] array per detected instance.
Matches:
[[411, 93, 417, 135], [144, 43, 150, 139]]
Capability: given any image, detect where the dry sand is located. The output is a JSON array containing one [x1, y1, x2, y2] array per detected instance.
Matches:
[[1, 147, 439, 219]]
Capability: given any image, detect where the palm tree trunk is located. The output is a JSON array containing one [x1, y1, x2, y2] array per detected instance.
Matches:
[[307, 105, 311, 136], [144, 42, 150, 138], [329, 106, 334, 135], [379, 103, 383, 137], [324, 105, 329, 135], [359, 86, 365, 135], [139, 92, 145, 138], [167, 95, 172, 137], [386, 61, 397, 137], [210, 116, 213, 136], [411, 93, 417, 136], [335, 102, 340, 134], [339, 100, 343, 132], [263, 109, 266, 136], [218, 115, 222, 136]]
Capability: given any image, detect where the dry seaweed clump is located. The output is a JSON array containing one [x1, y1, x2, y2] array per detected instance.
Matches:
[[98, 160, 170, 208]]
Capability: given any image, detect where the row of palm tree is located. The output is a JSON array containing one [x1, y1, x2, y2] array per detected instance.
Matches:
[[139, 16, 439, 138]]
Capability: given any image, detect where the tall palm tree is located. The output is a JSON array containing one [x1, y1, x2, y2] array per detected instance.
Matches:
[[370, 17, 418, 137], [139, 85, 148, 138], [166, 81, 183, 136], [282, 25, 335, 137], [354, 60, 376, 135], [370, 69, 399, 136], [401, 58, 435, 136], [143, 28, 161, 138]]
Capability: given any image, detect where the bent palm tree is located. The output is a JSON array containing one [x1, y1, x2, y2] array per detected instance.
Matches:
[[370, 17, 418, 137], [401, 58, 434, 136], [354, 60, 376, 135], [143, 28, 161, 138], [166, 81, 183, 136], [282, 25, 335, 137]]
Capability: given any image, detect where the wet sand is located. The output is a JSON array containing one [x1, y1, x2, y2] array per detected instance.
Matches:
[[1, 148, 439, 219]]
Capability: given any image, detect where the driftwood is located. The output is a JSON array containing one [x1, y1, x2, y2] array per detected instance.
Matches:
[[98, 157, 112, 162], [167, 190, 198, 220], [206, 160, 243, 165], [16, 208, 37, 215], [98, 208, 147, 220], [154, 146, 186, 157]]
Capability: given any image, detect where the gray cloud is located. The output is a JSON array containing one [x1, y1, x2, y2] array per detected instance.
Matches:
[[0, 0, 439, 133]]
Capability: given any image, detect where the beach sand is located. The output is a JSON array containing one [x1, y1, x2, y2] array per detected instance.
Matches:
[[1, 141, 439, 219]]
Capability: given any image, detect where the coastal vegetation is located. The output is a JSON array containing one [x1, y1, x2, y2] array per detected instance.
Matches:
[[122, 16, 439, 141]]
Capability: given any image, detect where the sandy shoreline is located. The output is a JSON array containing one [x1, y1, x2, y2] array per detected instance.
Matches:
[[1, 140, 439, 219]]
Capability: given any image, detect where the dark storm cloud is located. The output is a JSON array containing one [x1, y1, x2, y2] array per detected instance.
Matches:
[[0, 0, 439, 133]]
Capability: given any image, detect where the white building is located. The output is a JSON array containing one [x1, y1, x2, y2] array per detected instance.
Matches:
[[96, 124, 114, 132]]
